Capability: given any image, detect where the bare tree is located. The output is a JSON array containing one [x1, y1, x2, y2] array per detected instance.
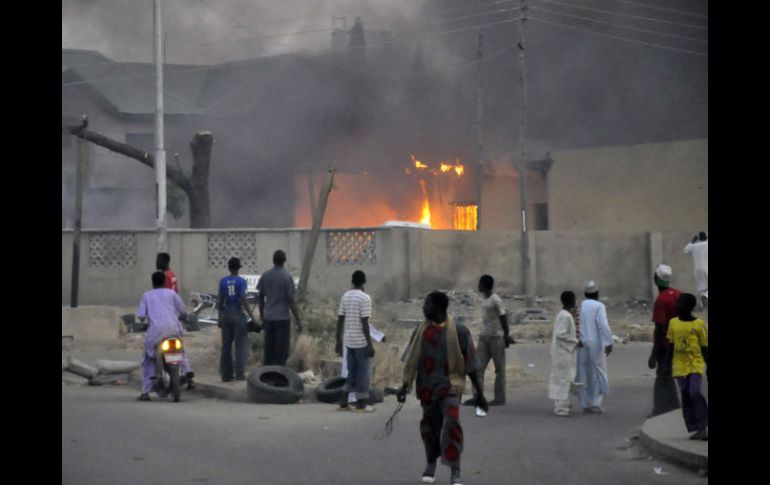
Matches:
[[67, 116, 213, 228]]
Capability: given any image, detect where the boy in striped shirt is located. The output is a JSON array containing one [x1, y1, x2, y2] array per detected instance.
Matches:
[[335, 270, 375, 412]]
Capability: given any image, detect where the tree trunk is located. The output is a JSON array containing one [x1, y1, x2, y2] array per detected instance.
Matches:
[[68, 123, 213, 228], [189, 132, 213, 228]]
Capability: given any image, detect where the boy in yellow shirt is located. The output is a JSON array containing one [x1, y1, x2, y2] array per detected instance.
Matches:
[[666, 293, 708, 440]]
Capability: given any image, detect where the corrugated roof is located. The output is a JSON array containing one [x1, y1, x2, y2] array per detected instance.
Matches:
[[62, 49, 207, 115], [195, 53, 313, 115], [62, 49, 111, 72]]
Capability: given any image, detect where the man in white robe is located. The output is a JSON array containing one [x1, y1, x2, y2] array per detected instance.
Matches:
[[549, 291, 581, 416], [575, 281, 613, 413], [683, 232, 708, 308]]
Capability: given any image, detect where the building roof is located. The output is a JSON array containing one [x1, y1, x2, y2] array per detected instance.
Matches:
[[547, 139, 708, 162], [62, 49, 207, 115], [62, 49, 111, 72]]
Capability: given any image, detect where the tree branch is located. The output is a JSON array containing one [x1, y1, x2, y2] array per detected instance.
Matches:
[[69, 128, 191, 192]]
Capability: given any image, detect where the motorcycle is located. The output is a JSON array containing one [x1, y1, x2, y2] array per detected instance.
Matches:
[[188, 291, 260, 329], [153, 335, 186, 402]]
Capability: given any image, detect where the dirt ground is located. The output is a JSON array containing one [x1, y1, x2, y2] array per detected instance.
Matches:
[[127, 289, 707, 390]]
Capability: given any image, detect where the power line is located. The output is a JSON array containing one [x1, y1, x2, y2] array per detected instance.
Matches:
[[63, 15, 524, 88], [434, 0, 517, 16], [62, 2, 502, 49], [532, 0, 707, 30], [350, 42, 521, 78], [203, 15, 522, 109], [200, 6, 522, 47], [528, 14, 707, 57], [530, 5, 707, 43], [599, 0, 708, 19]]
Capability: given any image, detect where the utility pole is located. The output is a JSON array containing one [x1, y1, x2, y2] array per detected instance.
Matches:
[[298, 168, 335, 302], [475, 33, 484, 230], [517, 0, 531, 302], [70, 121, 88, 308], [154, 0, 168, 253]]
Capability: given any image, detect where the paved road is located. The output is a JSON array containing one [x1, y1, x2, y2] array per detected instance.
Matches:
[[62, 343, 706, 485]]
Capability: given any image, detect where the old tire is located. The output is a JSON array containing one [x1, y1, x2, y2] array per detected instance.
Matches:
[[247, 366, 305, 404], [315, 378, 385, 405], [169, 365, 181, 402], [315, 376, 346, 404]]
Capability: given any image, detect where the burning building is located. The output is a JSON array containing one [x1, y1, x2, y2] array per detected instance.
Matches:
[[293, 154, 550, 231]]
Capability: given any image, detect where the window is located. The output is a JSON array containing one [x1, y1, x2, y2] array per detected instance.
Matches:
[[62, 128, 72, 148], [534, 203, 549, 231]]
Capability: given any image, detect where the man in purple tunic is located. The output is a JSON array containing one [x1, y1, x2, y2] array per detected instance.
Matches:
[[136, 271, 193, 401]]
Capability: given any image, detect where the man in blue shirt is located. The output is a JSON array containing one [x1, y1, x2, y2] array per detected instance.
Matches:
[[257, 250, 302, 366], [218, 257, 256, 382]]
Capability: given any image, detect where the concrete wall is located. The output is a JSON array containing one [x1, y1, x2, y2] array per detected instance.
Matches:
[[414, 230, 522, 291], [548, 140, 708, 232], [62, 306, 121, 341], [64, 228, 704, 307], [660, 231, 703, 297], [63, 228, 413, 307], [479, 169, 548, 231], [535, 231, 650, 301]]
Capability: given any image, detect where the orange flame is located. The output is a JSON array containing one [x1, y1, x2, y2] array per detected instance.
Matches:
[[439, 160, 464, 176], [419, 179, 431, 226], [411, 154, 429, 170]]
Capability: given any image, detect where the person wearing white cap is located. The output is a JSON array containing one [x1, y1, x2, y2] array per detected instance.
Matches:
[[647, 264, 682, 417], [574, 281, 613, 413], [683, 232, 708, 308]]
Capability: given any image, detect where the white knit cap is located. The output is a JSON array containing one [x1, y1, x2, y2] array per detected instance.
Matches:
[[584, 280, 598, 293], [655, 264, 672, 283]]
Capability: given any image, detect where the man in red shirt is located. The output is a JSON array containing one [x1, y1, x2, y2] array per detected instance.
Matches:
[[647, 264, 681, 417], [156, 253, 178, 293]]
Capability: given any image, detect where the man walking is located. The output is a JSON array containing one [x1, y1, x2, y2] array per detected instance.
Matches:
[[257, 250, 302, 366], [549, 291, 581, 416], [575, 281, 613, 414], [463, 275, 513, 407], [397, 291, 488, 485], [647, 264, 682, 417], [335, 270, 375, 412], [667, 293, 708, 440]]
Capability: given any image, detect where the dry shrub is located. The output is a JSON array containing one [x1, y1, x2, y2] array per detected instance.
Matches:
[[287, 333, 331, 373], [371, 342, 406, 387]]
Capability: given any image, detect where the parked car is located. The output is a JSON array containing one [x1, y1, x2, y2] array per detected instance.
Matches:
[[187, 274, 299, 328]]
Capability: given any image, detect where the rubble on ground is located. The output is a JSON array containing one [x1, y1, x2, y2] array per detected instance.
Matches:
[[63, 357, 140, 387]]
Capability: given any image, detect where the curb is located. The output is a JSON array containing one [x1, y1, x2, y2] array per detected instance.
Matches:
[[194, 380, 251, 403], [639, 415, 708, 472], [193, 377, 327, 404]]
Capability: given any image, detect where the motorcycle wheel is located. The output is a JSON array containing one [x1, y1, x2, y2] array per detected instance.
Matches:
[[169, 365, 181, 402]]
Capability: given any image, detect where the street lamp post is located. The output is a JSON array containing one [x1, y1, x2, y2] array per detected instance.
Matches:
[[154, 0, 167, 253]]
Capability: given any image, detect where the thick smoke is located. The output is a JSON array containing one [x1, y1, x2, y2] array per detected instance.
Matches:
[[62, 0, 707, 228]]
